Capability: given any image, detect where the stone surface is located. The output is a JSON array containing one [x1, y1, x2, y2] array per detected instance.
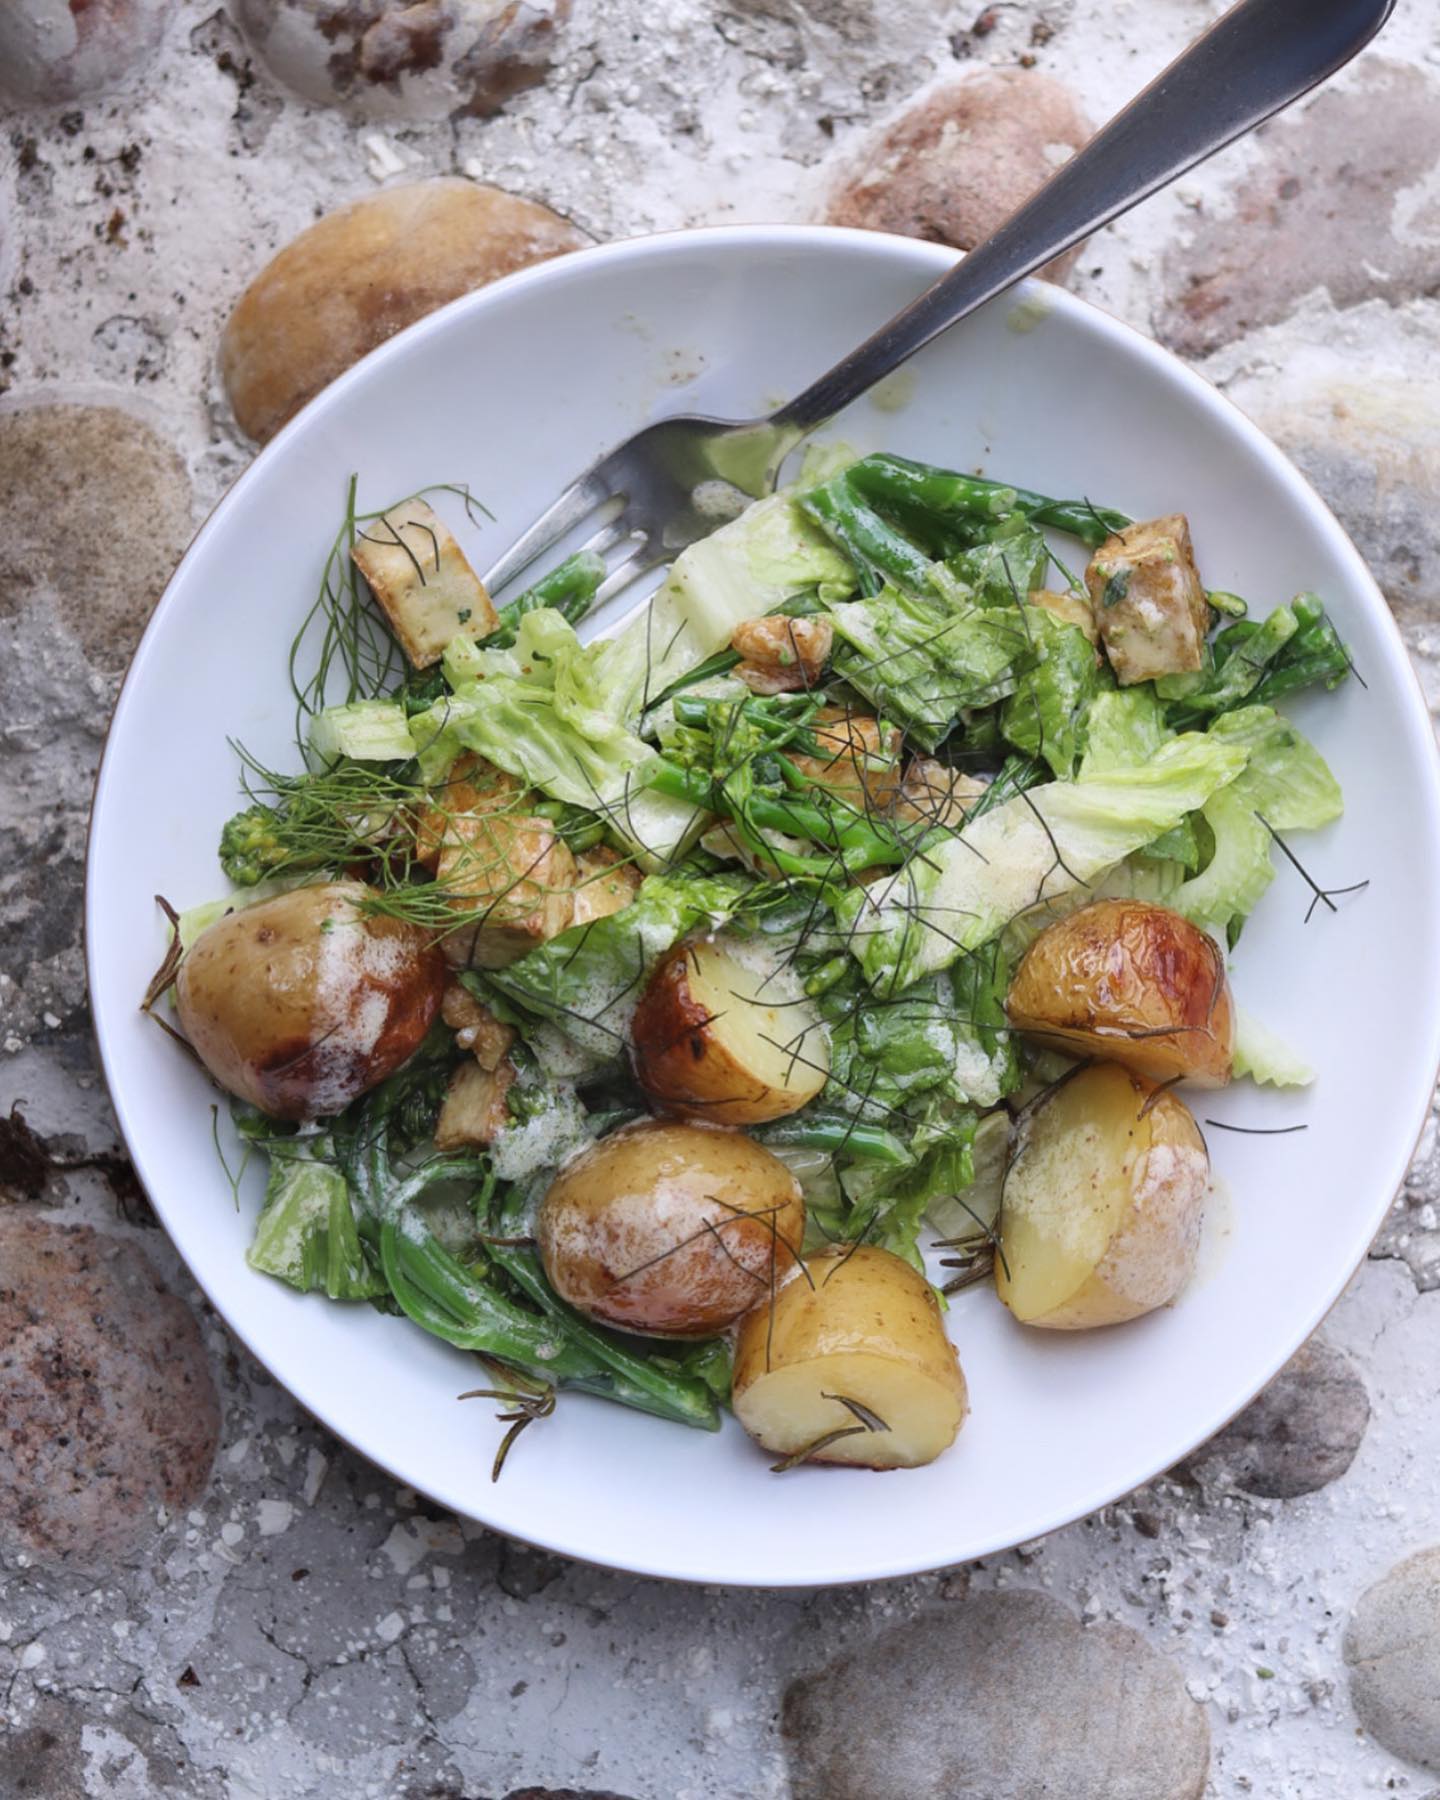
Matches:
[[1160, 59, 1440, 357], [0, 1214, 221, 1562], [235, 0, 570, 121], [1345, 1547, 1440, 1770], [220, 177, 586, 442], [0, 0, 175, 105], [5, 1, 1440, 1795], [824, 68, 1093, 280], [1184, 1337, 1371, 1499], [0, 401, 193, 670], [784, 1590, 1210, 1800]]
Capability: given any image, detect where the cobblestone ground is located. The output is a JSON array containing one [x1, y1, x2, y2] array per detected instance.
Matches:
[[4, 2, 1440, 1796]]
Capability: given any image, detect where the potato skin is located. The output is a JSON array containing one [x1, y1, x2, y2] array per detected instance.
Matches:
[[1007, 898, 1234, 1087], [997, 1062, 1210, 1330], [631, 939, 828, 1126], [536, 1120, 804, 1339], [174, 882, 445, 1121], [732, 1246, 967, 1469]]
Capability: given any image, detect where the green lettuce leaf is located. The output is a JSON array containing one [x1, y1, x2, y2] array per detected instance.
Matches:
[[837, 731, 1250, 992], [591, 488, 859, 718], [1080, 687, 1171, 777], [829, 584, 1028, 750], [1002, 607, 1109, 779], [247, 1148, 385, 1300], [309, 700, 417, 763], [1233, 1006, 1316, 1087]]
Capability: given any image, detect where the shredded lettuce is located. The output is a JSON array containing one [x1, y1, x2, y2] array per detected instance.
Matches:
[[309, 700, 417, 764], [829, 584, 1028, 750], [1002, 607, 1109, 779], [838, 731, 1249, 992], [247, 1147, 386, 1300]]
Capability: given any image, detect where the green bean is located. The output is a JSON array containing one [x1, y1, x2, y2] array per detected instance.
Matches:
[[844, 452, 1130, 549], [480, 1202, 721, 1430], [486, 549, 607, 647], [757, 1113, 912, 1165], [800, 473, 937, 593]]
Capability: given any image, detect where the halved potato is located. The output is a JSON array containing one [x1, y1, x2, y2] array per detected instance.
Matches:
[[631, 936, 829, 1126], [996, 1062, 1209, 1330], [732, 1246, 967, 1470], [536, 1119, 805, 1338], [1006, 898, 1234, 1087], [174, 881, 445, 1121]]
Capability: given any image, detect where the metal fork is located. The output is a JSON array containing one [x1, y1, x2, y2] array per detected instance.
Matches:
[[482, 0, 1393, 606]]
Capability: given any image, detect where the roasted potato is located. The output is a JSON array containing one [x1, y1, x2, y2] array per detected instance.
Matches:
[[786, 706, 902, 812], [631, 936, 829, 1126], [174, 882, 445, 1121], [1006, 898, 1234, 1087], [434, 812, 576, 969], [996, 1062, 1209, 1329], [536, 1120, 805, 1338], [1084, 514, 1211, 686], [732, 1246, 967, 1469]]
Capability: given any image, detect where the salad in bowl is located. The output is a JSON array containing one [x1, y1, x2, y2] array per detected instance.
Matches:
[[146, 446, 1355, 1478]]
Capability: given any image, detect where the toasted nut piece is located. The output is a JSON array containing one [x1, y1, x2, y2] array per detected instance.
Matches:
[[440, 981, 516, 1070], [571, 847, 643, 927], [1030, 587, 1099, 647], [786, 706, 902, 812], [731, 614, 834, 693], [895, 757, 989, 830], [351, 499, 499, 668], [434, 813, 576, 969], [1084, 514, 1212, 686], [434, 1057, 516, 1150], [415, 753, 528, 869]]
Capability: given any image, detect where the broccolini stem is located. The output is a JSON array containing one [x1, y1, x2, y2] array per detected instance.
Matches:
[[843, 453, 1131, 550], [486, 549, 607, 648], [757, 1114, 912, 1164], [800, 472, 936, 594], [646, 760, 909, 877]]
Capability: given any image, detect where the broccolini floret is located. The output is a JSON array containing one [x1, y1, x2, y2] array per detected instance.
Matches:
[[219, 805, 290, 886]]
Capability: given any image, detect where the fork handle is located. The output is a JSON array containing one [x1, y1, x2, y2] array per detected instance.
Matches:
[[769, 0, 1393, 440]]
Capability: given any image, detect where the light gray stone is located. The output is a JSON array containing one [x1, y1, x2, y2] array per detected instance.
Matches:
[[1160, 60, 1440, 356], [0, 1216, 221, 1563], [234, 0, 570, 121], [783, 1590, 1210, 1800], [1346, 1547, 1440, 1770], [0, 0, 174, 105], [1185, 1337, 1370, 1499]]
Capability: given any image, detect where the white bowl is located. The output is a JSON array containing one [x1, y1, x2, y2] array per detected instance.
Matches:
[[87, 226, 1440, 1587]]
